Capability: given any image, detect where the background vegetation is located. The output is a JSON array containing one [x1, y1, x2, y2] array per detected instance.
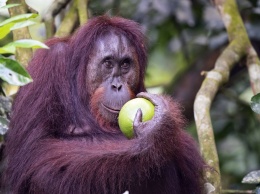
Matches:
[[0, 0, 260, 193]]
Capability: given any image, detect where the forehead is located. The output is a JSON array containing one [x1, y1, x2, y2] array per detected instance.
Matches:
[[94, 32, 135, 57]]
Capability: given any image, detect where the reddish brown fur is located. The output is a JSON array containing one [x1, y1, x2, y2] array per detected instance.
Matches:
[[3, 15, 205, 194]]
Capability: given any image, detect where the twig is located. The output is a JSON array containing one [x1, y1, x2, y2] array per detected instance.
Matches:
[[222, 189, 254, 194]]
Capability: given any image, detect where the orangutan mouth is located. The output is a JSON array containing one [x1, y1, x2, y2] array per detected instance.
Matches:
[[102, 103, 120, 114]]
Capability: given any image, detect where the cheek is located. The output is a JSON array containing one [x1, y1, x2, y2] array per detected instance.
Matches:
[[87, 66, 103, 94], [90, 87, 104, 116]]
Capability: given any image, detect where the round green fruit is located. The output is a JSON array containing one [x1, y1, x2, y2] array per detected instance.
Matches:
[[118, 98, 155, 139]]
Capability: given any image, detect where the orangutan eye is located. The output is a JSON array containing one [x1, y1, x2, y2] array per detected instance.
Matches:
[[103, 57, 114, 69], [121, 58, 131, 69]]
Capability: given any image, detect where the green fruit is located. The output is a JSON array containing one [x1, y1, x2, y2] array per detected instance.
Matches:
[[118, 98, 155, 139]]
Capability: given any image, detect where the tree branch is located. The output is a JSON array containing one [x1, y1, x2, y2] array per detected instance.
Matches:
[[77, 0, 88, 25], [8, 0, 32, 67], [194, 0, 260, 193], [55, 1, 78, 37], [194, 42, 242, 193], [216, 0, 260, 95], [44, 19, 55, 39]]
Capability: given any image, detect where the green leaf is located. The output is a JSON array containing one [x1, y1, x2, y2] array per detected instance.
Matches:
[[0, 39, 49, 54], [0, 22, 14, 39], [9, 39, 49, 49], [0, 20, 36, 40], [10, 20, 36, 30], [250, 93, 260, 114], [0, 3, 20, 9], [0, 13, 38, 27], [0, 45, 15, 54], [0, 57, 32, 86]]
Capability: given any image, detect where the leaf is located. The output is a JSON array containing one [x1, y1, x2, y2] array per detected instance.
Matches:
[[0, 39, 49, 54], [250, 93, 260, 114], [0, 13, 38, 27], [0, 3, 20, 9], [0, 57, 32, 86], [0, 45, 15, 54], [0, 22, 14, 39], [9, 39, 49, 49], [10, 20, 36, 30], [0, 20, 36, 39], [2, 82, 19, 96]]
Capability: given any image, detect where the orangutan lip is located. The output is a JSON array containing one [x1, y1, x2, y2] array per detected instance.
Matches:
[[102, 103, 120, 114]]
